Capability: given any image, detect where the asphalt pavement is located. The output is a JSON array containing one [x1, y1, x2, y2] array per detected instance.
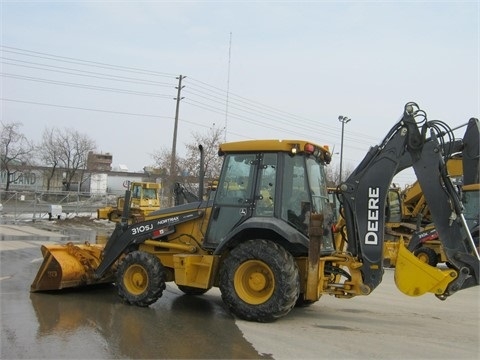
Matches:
[[1, 222, 479, 359]]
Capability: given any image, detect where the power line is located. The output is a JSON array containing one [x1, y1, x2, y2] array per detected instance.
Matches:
[[1, 57, 174, 87], [0, 97, 238, 134], [1, 45, 382, 148], [1, 98, 174, 119], [1, 72, 174, 98], [0, 45, 178, 78], [187, 76, 380, 143], [183, 98, 323, 140]]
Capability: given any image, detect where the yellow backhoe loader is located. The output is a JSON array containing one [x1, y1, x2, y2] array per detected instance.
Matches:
[[31, 103, 480, 322]]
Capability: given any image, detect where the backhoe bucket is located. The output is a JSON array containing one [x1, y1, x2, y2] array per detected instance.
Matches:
[[394, 239, 457, 296], [31, 242, 114, 292]]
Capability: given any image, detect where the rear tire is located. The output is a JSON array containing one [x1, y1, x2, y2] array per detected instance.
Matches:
[[219, 239, 300, 322], [116, 251, 166, 307], [413, 247, 438, 267]]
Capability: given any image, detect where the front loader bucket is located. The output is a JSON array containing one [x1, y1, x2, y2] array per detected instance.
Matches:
[[394, 240, 457, 296], [31, 242, 115, 292]]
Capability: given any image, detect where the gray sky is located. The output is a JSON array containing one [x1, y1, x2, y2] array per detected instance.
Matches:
[[1, 1, 478, 186]]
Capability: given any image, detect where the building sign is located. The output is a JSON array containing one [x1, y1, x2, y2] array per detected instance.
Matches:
[[1, 170, 38, 187]]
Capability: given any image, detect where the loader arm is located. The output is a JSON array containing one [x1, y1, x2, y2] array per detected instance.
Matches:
[[94, 205, 204, 278], [339, 103, 480, 296]]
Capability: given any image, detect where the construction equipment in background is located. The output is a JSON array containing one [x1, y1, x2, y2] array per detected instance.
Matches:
[[31, 103, 479, 322], [97, 181, 200, 223], [97, 181, 162, 223]]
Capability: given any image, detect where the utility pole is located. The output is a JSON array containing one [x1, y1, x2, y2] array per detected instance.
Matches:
[[170, 75, 185, 205], [338, 115, 351, 184]]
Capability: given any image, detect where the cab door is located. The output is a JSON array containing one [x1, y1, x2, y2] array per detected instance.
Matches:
[[203, 153, 258, 248]]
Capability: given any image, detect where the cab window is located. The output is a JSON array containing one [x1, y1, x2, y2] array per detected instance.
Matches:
[[215, 154, 256, 205]]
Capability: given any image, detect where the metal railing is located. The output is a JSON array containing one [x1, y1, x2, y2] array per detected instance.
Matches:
[[0, 190, 117, 223]]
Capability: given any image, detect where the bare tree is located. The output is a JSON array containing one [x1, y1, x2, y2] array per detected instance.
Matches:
[[0, 121, 35, 192], [54, 128, 96, 191], [151, 124, 225, 203], [180, 124, 225, 184], [37, 127, 61, 191], [325, 163, 353, 187], [151, 147, 177, 177]]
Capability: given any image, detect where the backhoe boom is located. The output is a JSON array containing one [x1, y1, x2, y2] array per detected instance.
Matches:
[[339, 103, 479, 297]]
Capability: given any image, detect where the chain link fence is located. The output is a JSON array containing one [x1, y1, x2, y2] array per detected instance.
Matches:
[[0, 190, 118, 223]]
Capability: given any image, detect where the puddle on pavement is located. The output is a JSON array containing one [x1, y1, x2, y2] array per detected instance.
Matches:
[[0, 219, 111, 244], [15, 225, 270, 359], [29, 285, 271, 359]]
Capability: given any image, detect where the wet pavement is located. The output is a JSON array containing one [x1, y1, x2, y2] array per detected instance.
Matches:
[[0, 223, 270, 359], [1, 221, 479, 359]]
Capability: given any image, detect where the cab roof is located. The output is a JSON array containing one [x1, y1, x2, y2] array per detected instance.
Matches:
[[218, 139, 330, 156]]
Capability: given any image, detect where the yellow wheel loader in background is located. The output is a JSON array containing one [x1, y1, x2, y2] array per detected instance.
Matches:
[[97, 181, 162, 223], [97, 181, 200, 223], [31, 103, 480, 322]]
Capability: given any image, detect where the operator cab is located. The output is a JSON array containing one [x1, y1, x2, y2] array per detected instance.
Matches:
[[203, 140, 335, 252]]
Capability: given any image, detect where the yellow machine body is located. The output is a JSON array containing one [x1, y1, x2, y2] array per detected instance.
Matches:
[[30, 115, 478, 323]]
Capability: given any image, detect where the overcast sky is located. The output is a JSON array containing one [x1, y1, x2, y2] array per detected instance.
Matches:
[[1, 1, 478, 186]]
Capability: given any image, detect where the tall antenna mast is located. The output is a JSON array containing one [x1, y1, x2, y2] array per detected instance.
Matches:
[[224, 32, 232, 142]]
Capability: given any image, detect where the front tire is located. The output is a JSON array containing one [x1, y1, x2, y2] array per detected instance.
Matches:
[[219, 239, 300, 322], [116, 251, 166, 307]]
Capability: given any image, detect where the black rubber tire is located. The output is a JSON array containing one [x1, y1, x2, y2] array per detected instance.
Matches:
[[295, 297, 316, 308], [413, 247, 438, 267], [108, 211, 121, 222], [177, 285, 210, 295], [116, 251, 166, 307], [219, 239, 300, 322], [295, 293, 317, 307]]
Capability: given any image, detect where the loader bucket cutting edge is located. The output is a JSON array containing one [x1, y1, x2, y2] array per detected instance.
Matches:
[[30, 243, 113, 292], [394, 240, 457, 297]]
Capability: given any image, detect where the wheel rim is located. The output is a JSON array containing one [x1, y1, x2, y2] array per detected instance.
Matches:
[[234, 260, 274, 305], [416, 252, 429, 263], [123, 264, 149, 295]]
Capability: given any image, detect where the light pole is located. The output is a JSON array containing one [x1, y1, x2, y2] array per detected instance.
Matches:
[[338, 115, 351, 184]]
